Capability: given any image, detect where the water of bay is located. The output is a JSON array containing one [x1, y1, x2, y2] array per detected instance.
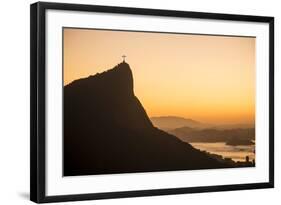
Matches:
[[190, 142, 255, 162]]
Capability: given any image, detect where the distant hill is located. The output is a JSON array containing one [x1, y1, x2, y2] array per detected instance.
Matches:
[[210, 123, 255, 130], [150, 116, 210, 130], [168, 126, 255, 145], [64, 62, 232, 176], [150, 116, 254, 131]]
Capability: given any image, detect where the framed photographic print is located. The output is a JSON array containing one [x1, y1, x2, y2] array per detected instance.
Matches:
[[30, 2, 274, 203]]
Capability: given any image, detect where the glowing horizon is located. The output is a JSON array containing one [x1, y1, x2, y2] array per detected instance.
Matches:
[[63, 28, 255, 124]]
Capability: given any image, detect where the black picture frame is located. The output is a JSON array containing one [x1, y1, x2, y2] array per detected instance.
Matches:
[[30, 1, 274, 203]]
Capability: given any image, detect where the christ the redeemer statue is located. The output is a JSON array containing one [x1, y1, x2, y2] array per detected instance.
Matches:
[[122, 55, 126, 62]]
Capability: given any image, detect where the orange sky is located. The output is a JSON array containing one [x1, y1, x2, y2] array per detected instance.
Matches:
[[63, 28, 255, 124]]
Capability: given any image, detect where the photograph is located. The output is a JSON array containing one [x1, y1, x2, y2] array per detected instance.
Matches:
[[63, 28, 256, 176], [29, 2, 274, 203]]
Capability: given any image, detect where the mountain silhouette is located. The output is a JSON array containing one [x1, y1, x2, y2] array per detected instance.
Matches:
[[64, 62, 232, 176], [150, 116, 208, 130], [150, 116, 254, 131], [168, 126, 255, 145]]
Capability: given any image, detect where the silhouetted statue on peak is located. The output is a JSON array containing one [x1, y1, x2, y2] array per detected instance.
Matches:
[[64, 61, 232, 176], [122, 55, 126, 63]]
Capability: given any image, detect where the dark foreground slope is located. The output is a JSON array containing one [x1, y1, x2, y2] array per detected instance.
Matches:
[[64, 62, 231, 176]]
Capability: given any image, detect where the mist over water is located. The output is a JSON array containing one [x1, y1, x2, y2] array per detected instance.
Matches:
[[190, 142, 255, 162]]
